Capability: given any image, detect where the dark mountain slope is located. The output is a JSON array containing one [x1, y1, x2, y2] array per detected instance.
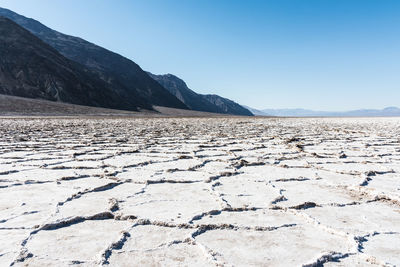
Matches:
[[0, 94, 223, 117], [201, 94, 253, 116], [0, 17, 144, 111], [0, 94, 140, 116], [148, 73, 253, 116], [147, 73, 222, 113], [0, 7, 187, 110]]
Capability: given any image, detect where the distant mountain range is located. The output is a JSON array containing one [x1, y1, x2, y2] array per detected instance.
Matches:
[[244, 106, 400, 117], [0, 7, 252, 116], [148, 73, 253, 116]]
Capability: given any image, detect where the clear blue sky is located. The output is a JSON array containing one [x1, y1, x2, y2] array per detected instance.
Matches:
[[1, 0, 400, 110]]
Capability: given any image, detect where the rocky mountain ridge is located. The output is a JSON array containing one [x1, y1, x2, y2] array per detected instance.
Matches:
[[0, 17, 143, 111], [148, 73, 253, 116], [0, 7, 187, 110]]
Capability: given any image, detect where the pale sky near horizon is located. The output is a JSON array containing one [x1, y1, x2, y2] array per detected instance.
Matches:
[[1, 0, 399, 111]]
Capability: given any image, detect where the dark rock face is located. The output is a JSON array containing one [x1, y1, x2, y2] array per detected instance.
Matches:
[[0, 17, 145, 111], [148, 73, 253, 116], [201, 94, 253, 116], [147, 73, 222, 113], [0, 8, 188, 110]]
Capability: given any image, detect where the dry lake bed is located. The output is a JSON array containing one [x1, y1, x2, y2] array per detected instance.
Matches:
[[1, 117, 400, 266]]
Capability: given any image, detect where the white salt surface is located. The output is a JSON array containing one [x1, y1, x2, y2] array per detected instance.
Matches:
[[0, 117, 400, 266]]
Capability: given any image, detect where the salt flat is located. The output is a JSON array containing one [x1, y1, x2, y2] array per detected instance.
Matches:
[[0, 117, 400, 266]]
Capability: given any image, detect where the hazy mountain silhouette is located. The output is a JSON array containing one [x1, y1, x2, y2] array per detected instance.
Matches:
[[244, 106, 400, 117]]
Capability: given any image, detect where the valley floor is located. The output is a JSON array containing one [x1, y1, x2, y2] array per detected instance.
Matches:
[[0, 117, 400, 266]]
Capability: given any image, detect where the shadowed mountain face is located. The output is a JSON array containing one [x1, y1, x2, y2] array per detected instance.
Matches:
[[0, 7, 187, 110], [201, 94, 253, 116], [148, 73, 253, 116], [0, 17, 148, 111], [147, 73, 222, 113]]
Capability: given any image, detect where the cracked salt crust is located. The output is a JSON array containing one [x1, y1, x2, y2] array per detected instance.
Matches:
[[25, 220, 132, 265], [362, 233, 400, 266], [195, 224, 354, 266], [305, 202, 400, 235], [212, 175, 281, 208], [193, 208, 304, 227], [119, 183, 221, 224], [1, 117, 400, 266]]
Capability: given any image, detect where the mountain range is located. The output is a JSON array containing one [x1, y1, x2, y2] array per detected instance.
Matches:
[[148, 73, 253, 116], [2, 7, 396, 118], [244, 106, 400, 117], [0, 17, 147, 111], [0, 8, 187, 111], [0, 7, 253, 116]]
